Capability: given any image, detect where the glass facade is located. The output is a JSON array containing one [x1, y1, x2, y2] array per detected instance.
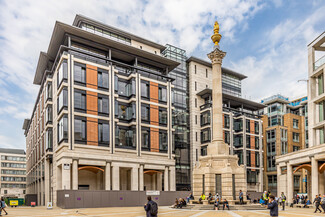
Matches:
[[162, 44, 191, 190]]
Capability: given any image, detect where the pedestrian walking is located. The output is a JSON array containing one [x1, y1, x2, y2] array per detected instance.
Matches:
[[267, 195, 278, 217], [239, 190, 243, 205], [0, 198, 7, 216], [280, 192, 286, 211], [144, 196, 158, 217], [321, 195, 325, 212], [313, 195, 322, 213]]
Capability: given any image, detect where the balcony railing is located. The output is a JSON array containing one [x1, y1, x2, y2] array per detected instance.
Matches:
[[200, 103, 212, 111], [314, 55, 325, 71]]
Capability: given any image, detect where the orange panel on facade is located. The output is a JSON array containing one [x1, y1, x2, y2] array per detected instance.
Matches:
[[86, 64, 98, 89], [86, 91, 98, 115], [87, 117, 98, 146], [150, 105, 159, 126], [251, 135, 256, 170], [150, 81, 158, 103], [150, 128, 159, 152], [250, 120, 255, 134]]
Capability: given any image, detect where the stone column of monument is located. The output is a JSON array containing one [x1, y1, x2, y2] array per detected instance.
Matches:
[[192, 20, 247, 202]]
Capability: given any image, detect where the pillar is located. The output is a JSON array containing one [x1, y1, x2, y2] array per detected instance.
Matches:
[[45, 159, 50, 203], [105, 162, 111, 190], [307, 171, 311, 199], [61, 163, 71, 190], [157, 172, 162, 191], [152, 174, 157, 190], [164, 167, 169, 191], [312, 157, 319, 199], [169, 166, 176, 191], [287, 164, 293, 203], [72, 160, 78, 190], [277, 164, 281, 197], [112, 165, 120, 190], [139, 165, 144, 191], [131, 166, 139, 191], [319, 171, 325, 195]]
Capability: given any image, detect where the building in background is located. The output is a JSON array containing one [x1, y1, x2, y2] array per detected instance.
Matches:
[[276, 31, 325, 203], [0, 148, 26, 198], [187, 57, 265, 192], [261, 94, 308, 193], [22, 15, 180, 206]]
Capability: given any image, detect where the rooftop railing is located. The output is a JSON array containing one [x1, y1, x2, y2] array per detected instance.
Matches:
[[314, 55, 325, 71]]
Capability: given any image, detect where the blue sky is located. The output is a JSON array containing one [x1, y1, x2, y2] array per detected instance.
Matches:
[[0, 0, 324, 150]]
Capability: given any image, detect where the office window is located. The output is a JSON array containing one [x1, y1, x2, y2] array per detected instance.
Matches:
[[58, 115, 68, 143], [45, 105, 52, 124], [281, 141, 288, 154], [234, 150, 243, 165], [267, 129, 276, 142], [293, 119, 299, 129], [293, 145, 299, 152], [234, 118, 243, 132], [245, 118, 251, 132], [201, 111, 210, 126], [98, 95, 109, 115], [293, 132, 299, 142], [320, 128, 325, 145], [141, 128, 150, 150], [57, 60, 68, 88], [319, 101, 325, 122], [246, 151, 251, 166], [115, 126, 136, 149], [256, 152, 260, 167], [141, 81, 149, 98], [74, 63, 86, 84], [201, 128, 211, 143], [201, 146, 207, 156], [224, 131, 230, 144], [224, 114, 230, 128], [318, 73, 324, 95], [74, 117, 86, 143], [234, 134, 243, 148], [46, 82, 52, 101], [117, 102, 135, 121], [45, 128, 53, 151], [267, 156, 276, 171], [159, 130, 168, 153], [267, 142, 276, 156], [159, 108, 167, 125], [158, 86, 167, 102], [57, 87, 68, 113], [254, 121, 259, 134], [98, 121, 109, 146], [74, 90, 86, 111], [255, 137, 259, 149], [98, 68, 109, 89], [141, 104, 150, 122], [246, 135, 251, 148], [196, 132, 198, 142], [195, 115, 197, 124]]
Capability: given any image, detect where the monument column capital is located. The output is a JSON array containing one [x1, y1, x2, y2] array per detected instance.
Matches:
[[207, 48, 226, 65]]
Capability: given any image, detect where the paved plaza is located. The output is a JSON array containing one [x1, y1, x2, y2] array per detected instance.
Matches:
[[3, 206, 325, 217]]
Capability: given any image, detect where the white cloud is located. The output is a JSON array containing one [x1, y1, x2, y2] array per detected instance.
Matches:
[[230, 5, 325, 101]]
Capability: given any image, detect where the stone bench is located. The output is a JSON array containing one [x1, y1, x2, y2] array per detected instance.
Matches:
[[293, 204, 303, 208]]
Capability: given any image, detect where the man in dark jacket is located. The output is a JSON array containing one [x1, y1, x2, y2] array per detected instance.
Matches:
[[144, 196, 158, 217], [267, 195, 278, 217], [314, 195, 322, 213]]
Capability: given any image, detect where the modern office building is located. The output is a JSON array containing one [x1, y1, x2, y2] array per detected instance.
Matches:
[[22, 15, 182, 206], [187, 56, 265, 192], [260, 95, 308, 193], [162, 45, 191, 191], [276, 31, 325, 202], [0, 148, 26, 197]]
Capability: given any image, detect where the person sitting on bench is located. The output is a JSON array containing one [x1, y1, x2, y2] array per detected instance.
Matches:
[[223, 199, 230, 210], [199, 193, 206, 203]]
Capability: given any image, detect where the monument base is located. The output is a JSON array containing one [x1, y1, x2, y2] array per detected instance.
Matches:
[[192, 141, 247, 200]]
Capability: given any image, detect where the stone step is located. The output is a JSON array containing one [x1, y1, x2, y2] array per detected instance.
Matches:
[[189, 204, 268, 211]]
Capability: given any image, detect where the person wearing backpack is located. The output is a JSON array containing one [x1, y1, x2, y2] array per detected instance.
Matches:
[[144, 196, 158, 217], [0, 197, 8, 216]]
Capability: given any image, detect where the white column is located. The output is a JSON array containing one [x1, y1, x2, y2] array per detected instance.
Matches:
[[112, 165, 120, 190], [152, 174, 157, 190], [319, 171, 325, 195], [131, 166, 139, 191], [157, 173, 162, 191], [169, 166, 176, 191], [62, 164, 71, 190], [45, 159, 50, 203], [287, 164, 293, 203], [139, 165, 144, 191], [164, 167, 169, 191], [312, 157, 319, 199], [277, 164, 281, 197], [72, 160, 78, 190], [105, 162, 111, 190]]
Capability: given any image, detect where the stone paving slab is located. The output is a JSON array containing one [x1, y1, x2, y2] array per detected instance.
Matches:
[[3, 206, 325, 217]]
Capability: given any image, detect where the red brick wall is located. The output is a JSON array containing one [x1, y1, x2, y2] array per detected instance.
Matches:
[[150, 81, 159, 152]]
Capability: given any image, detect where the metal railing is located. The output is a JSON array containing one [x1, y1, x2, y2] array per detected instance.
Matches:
[[314, 55, 325, 71]]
